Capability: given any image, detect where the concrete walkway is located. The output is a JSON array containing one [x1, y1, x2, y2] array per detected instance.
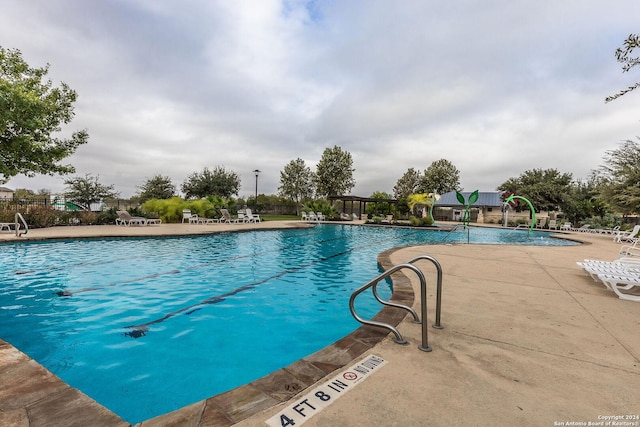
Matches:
[[1, 224, 639, 426]]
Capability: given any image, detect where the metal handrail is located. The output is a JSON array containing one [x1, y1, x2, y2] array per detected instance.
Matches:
[[441, 224, 470, 243], [349, 263, 423, 347], [350, 262, 436, 352], [405, 254, 444, 329], [15, 212, 28, 237], [505, 223, 528, 237]]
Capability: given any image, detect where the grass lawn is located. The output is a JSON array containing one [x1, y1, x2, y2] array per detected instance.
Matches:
[[260, 214, 299, 221]]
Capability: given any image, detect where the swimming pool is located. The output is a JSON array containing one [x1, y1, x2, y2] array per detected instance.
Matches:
[[0, 224, 576, 423]]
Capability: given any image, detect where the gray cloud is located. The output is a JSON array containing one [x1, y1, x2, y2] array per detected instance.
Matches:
[[2, 0, 640, 199]]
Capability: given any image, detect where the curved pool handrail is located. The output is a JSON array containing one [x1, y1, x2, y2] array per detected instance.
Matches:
[[405, 254, 444, 329], [15, 212, 28, 237], [441, 224, 470, 243], [349, 262, 432, 351]]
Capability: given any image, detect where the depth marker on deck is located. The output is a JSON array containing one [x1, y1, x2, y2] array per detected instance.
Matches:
[[266, 354, 388, 427]]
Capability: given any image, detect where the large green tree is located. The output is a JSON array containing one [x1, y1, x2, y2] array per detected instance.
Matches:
[[393, 167, 422, 199], [498, 168, 573, 212], [418, 159, 461, 195], [562, 176, 611, 226], [0, 47, 88, 183], [64, 174, 118, 210], [606, 33, 640, 103], [314, 146, 355, 197], [597, 139, 640, 215], [278, 158, 315, 212], [181, 166, 240, 199], [137, 174, 176, 202]]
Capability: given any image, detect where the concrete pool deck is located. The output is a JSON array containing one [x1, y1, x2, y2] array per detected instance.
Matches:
[[1, 222, 639, 426]]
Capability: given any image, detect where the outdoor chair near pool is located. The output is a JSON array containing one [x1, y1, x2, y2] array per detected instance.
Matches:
[[197, 215, 220, 224], [560, 222, 572, 231], [116, 210, 151, 226], [548, 219, 557, 230], [300, 211, 308, 221], [220, 208, 240, 223], [0, 222, 19, 233], [614, 225, 640, 243], [596, 273, 640, 302], [245, 209, 261, 222], [577, 258, 640, 283], [181, 209, 199, 224], [307, 212, 319, 221]]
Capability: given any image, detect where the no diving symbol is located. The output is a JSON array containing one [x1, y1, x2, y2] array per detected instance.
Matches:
[[343, 371, 358, 381]]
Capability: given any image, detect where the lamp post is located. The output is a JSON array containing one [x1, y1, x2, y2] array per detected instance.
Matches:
[[253, 169, 260, 210]]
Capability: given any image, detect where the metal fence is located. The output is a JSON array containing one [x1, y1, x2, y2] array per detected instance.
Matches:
[[0, 197, 139, 212]]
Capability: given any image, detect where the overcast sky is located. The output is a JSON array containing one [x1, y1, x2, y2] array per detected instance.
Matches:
[[2, 1, 640, 199]]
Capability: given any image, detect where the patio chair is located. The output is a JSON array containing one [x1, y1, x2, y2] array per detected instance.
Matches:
[[0, 222, 18, 233], [316, 212, 325, 221], [577, 259, 640, 284], [198, 216, 220, 224], [548, 219, 557, 230], [245, 209, 261, 222], [614, 225, 640, 243], [307, 212, 319, 221], [560, 222, 572, 231], [220, 209, 240, 223], [595, 273, 640, 302], [116, 210, 148, 226], [182, 209, 199, 224], [301, 211, 308, 221]]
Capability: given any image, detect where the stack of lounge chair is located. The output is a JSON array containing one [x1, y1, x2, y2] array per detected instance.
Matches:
[[577, 256, 640, 302]]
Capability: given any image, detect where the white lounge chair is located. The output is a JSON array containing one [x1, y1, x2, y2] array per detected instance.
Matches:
[[307, 212, 319, 221], [245, 209, 261, 222], [182, 209, 199, 224], [560, 222, 572, 231], [116, 210, 148, 226], [316, 212, 325, 221], [595, 274, 640, 302], [220, 209, 240, 223], [548, 219, 557, 230], [301, 211, 308, 221], [614, 225, 640, 243], [572, 224, 592, 232], [198, 216, 220, 224], [577, 259, 640, 283], [0, 222, 18, 233]]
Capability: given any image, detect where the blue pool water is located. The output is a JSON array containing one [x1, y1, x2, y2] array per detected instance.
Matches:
[[0, 224, 576, 423]]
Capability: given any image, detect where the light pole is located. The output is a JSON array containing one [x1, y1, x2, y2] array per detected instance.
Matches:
[[253, 169, 260, 210]]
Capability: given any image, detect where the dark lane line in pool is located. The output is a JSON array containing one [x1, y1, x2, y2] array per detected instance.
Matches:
[[54, 231, 349, 297], [122, 230, 421, 338]]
